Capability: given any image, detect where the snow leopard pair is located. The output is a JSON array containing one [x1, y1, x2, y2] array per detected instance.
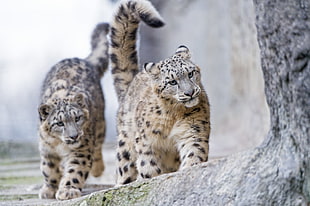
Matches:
[[38, 0, 210, 200]]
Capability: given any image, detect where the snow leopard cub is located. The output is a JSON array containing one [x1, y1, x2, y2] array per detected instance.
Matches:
[[38, 23, 109, 200]]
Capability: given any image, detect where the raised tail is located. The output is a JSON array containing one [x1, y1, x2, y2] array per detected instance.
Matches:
[[86, 22, 110, 77], [109, 0, 164, 102]]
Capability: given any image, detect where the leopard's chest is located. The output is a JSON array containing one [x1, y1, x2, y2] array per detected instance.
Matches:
[[136, 101, 184, 138]]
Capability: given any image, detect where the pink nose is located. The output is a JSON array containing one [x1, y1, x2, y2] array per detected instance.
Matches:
[[69, 134, 78, 140], [184, 89, 194, 97]]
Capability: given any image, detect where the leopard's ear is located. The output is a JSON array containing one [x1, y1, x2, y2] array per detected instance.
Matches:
[[73, 93, 87, 108], [175, 45, 191, 60], [144, 62, 160, 77], [38, 104, 52, 121]]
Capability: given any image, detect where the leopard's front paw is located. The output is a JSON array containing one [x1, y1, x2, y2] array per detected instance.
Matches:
[[56, 186, 81, 200], [39, 184, 57, 199]]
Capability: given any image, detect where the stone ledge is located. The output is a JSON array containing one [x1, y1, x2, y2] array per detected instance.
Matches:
[[46, 158, 225, 206]]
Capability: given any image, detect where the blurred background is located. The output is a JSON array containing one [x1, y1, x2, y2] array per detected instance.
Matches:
[[0, 0, 269, 159]]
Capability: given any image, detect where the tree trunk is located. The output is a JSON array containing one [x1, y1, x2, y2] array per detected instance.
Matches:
[[251, 0, 310, 203], [55, 0, 310, 205]]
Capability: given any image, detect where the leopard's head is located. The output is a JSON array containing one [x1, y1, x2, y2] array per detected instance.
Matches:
[[144, 45, 202, 108], [38, 93, 89, 146]]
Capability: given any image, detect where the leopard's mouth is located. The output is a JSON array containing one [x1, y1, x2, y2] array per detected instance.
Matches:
[[182, 97, 199, 108], [65, 139, 79, 145]]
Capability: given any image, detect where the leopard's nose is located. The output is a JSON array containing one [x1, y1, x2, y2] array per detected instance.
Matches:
[[69, 134, 78, 140], [184, 89, 195, 97]]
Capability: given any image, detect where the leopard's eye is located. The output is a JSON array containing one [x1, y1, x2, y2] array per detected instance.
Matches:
[[75, 116, 81, 122], [188, 71, 194, 78], [57, 121, 64, 127], [169, 80, 177, 85]]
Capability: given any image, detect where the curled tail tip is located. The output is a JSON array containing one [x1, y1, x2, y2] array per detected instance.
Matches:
[[118, 0, 165, 28], [90, 22, 109, 51], [139, 13, 165, 28], [95, 22, 110, 34]]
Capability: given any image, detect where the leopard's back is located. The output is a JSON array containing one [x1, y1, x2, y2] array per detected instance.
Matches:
[[40, 58, 104, 114]]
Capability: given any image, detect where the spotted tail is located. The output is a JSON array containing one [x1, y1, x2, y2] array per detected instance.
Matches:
[[86, 22, 110, 77], [109, 0, 165, 102]]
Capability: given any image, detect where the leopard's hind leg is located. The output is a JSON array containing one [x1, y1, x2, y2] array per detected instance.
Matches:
[[90, 120, 105, 177]]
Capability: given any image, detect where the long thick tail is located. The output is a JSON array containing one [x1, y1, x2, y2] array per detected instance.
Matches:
[[109, 0, 164, 102], [86, 22, 110, 77]]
